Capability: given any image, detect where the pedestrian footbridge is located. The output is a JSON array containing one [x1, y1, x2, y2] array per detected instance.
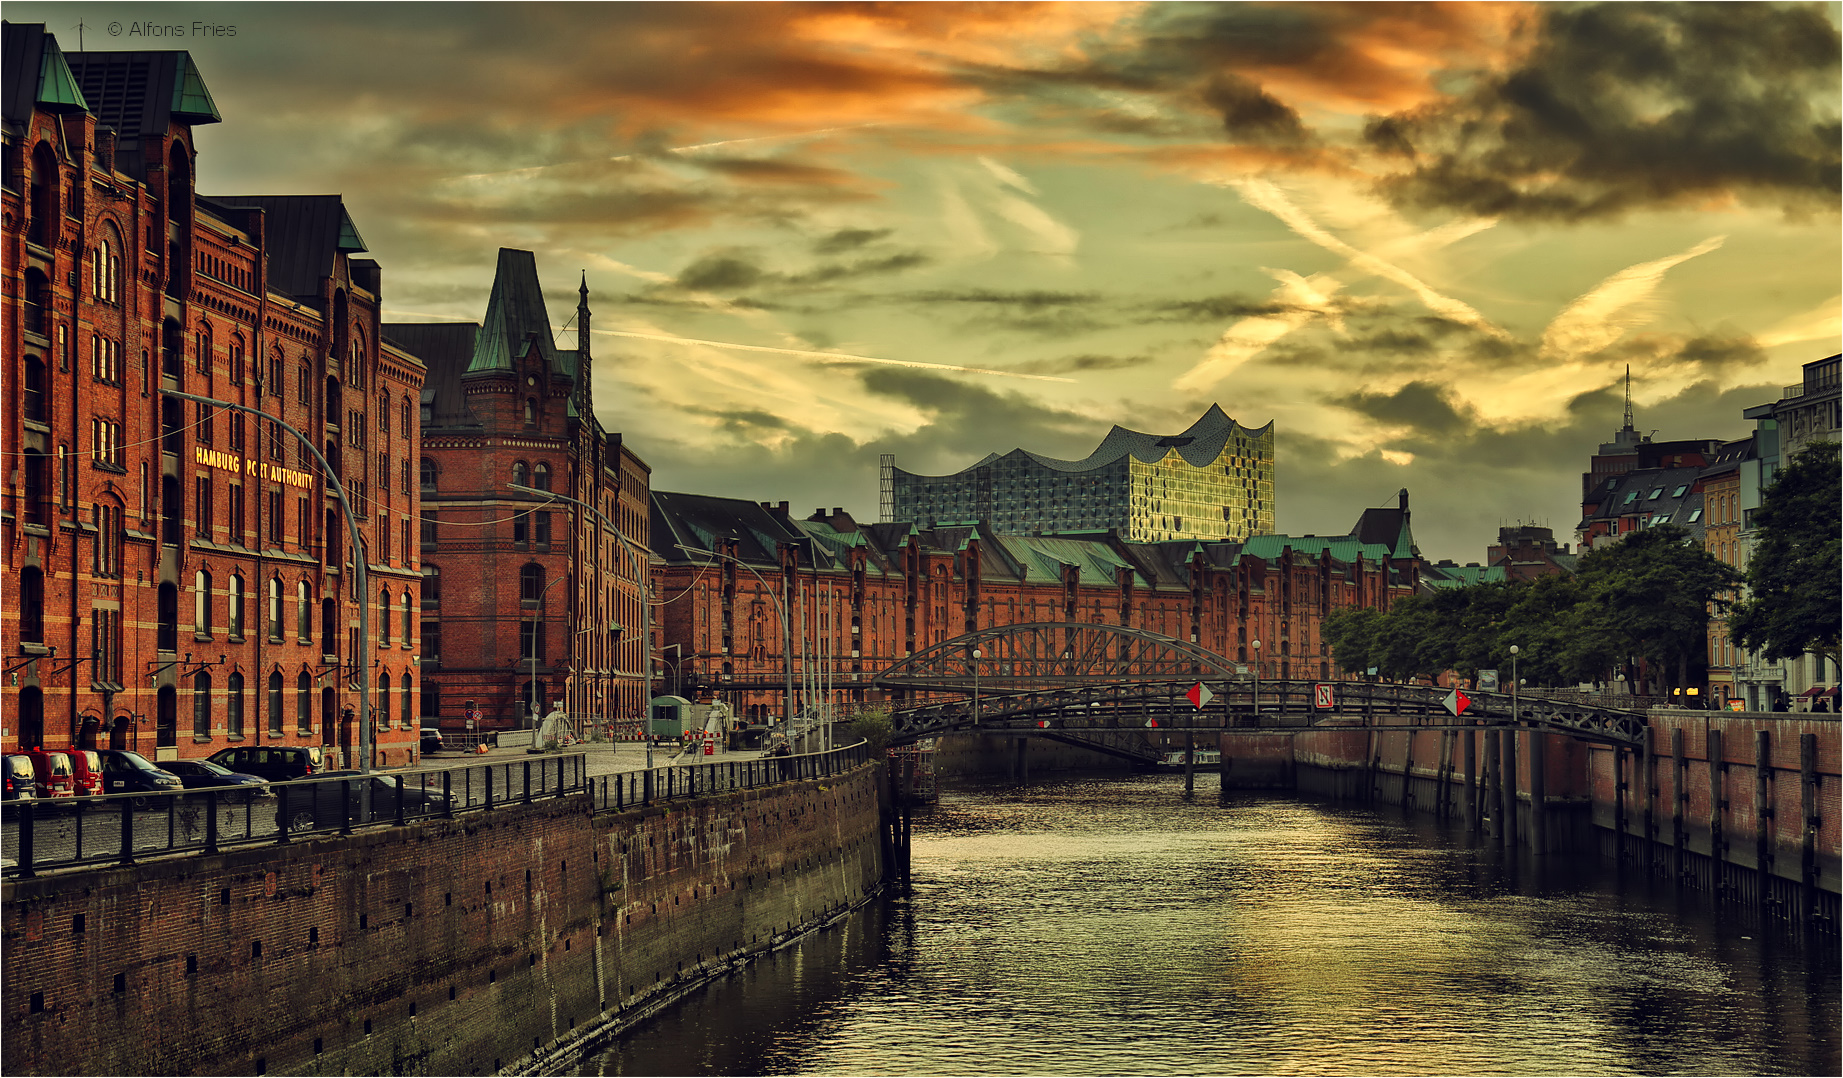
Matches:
[[874, 623, 1648, 755]]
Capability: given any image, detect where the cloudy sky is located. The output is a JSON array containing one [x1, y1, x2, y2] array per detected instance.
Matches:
[[21, 2, 1839, 560]]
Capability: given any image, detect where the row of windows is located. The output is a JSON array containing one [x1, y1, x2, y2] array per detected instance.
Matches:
[[185, 670, 417, 738]]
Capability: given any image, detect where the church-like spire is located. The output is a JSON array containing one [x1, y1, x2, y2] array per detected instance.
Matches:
[[1622, 365, 1634, 431], [575, 271, 592, 421]]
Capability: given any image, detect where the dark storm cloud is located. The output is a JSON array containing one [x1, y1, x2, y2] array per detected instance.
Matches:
[[1013, 354, 1154, 375], [676, 253, 766, 292], [1143, 294, 1295, 322], [813, 228, 894, 254], [1330, 380, 1475, 434], [1366, 2, 1842, 221], [1200, 73, 1312, 145], [786, 252, 931, 285], [907, 288, 1102, 310]]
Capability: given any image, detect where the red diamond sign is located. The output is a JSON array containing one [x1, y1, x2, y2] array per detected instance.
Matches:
[[1186, 682, 1214, 710], [1036, 720, 1051, 728], [1443, 689, 1471, 717]]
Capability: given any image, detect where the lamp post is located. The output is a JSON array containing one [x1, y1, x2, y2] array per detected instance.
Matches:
[[508, 483, 652, 761], [660, 643, 683, 699], [971, 647, 982, 727], [1509, 645, 1520, 727], [163, 390, 372, 775], [1251, 639, 1261, 715], [675, 544, 796, 737], [526, 572, 565, 731]]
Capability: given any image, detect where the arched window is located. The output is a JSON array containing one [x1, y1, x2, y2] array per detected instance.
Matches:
[[378, 672, 391, 730], [402, 591, 413, 644], [401, 397, 412, 433], [524, 397, 536, 425], [227, 672, 245, 737], [268, 576, 283, 640], [158, 582, 178, 652], [512, 461, 528, 487], [229, 574, 245, 639], [533, 462, 551, 491], [29, 142, 58, 247], [421, 565, 441, 607], [195, 324, 211, 374], [192, 670, 213, 737], [520, 563, 544, 604], [420, 458, 437, 493], [268, 671, 284, 736], [24, 354, 47, 422], [402, 674, 414, 730], [194, 569, 214, 635], [296, 671, 312, 733], [93, 226, 122, 304], [296, 580, 312, 641], [379, 588, 392, 645]]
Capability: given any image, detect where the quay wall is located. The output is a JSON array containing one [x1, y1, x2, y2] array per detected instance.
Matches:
[[1, 763, 886, 1077], [1273, 712, 1840, 923]]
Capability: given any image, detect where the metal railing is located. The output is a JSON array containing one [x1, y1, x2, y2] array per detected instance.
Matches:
[[3, 741, 876, 879], [584, 740, 872, 812]]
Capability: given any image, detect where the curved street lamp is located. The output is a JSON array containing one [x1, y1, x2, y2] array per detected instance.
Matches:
[[508, 483, 652, 763], [1251, 639, 1262, 715], [674, 544, 796, 737]]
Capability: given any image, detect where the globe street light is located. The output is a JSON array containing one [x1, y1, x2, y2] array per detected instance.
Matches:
[[1251, 639, 1262, 715], [1509, 644, 1520, 727], [971, 647, 982, 727]]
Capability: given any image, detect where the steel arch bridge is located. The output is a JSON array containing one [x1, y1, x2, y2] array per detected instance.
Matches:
[[873, 623, 1648, 759]]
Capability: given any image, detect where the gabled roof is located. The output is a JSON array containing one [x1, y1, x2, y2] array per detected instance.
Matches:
[[467, 249, 562, 376], [210, 195, 365, 305], [383, 323, 480, 428], [1350, 491, 1416, 559], [3, 23, 89, 131], [64, 47, 219, 136], [651, 491, 805, 567]]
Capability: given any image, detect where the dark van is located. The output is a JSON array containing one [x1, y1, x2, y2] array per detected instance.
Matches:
[[207, 745, 326, 782]]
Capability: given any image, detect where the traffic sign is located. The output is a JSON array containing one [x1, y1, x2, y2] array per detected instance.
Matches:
[[1145, 718, 1160, 728], [1443, 689, 1471, 717], [1036, 719, 1051, 728], [1477, 669, 1499, 692], [1186, 682, 1215, 710], [1313, 683, 1335, 710]]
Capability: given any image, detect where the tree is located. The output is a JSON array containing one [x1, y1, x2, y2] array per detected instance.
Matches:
[[1325, 607, 1384, 676], [846, 708, 894, 754], [1576, 523, 1742, 695], [1729, 441, 1841, 668]]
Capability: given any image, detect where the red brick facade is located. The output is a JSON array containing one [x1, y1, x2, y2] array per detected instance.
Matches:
[[397, 253, 651, 736], [650, 500, 1416, 724], [3, 29, 421, 766]]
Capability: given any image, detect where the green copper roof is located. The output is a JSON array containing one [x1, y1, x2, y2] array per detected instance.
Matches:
[[468, 249, 559, 375], [36, 33, 88, 113], [335, 208, 366, 252], [168, 52, 220, 123]]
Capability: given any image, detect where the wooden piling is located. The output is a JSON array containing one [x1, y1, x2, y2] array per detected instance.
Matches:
[[1755, 729, 1772, 913], [1184, 732, 1195, 795], [1463, 726, 1477, 832], [1671, 727, 1687, 881], [1708, 729, 1725, 893], [1503, 727, 1519, 851], [1529, 728, 1547, 855], [1801, 732, 1817, 922]]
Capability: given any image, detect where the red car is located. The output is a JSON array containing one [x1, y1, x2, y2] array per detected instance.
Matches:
[[66, 748, 104, 797], [24, 748, 75, 799]]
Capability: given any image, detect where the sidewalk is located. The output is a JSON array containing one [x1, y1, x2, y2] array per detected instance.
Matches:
[[425, 739, 772, 780]]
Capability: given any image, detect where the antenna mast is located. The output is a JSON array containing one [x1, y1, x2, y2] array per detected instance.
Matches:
[[1622, 365, 1634, 431]]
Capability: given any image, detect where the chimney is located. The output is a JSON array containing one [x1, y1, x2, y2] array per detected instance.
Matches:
[[831, 507, 843, 517]]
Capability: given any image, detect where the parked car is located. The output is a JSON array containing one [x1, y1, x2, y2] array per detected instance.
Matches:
[[206, 745, 327, 782], [161, 759, 272, 800], [93, 749, 185, 802], [275, 771, 452, 832], [420, 727, 444, 754], [67, 749, 104, 797], [3, 754, 38, 800], [24, 748, 75, 799]]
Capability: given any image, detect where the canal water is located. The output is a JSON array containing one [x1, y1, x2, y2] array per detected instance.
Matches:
[[577, 773, 1840, 1076]]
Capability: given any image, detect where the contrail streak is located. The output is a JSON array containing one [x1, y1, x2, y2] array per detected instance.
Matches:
[[601, 329, 1074, 382]]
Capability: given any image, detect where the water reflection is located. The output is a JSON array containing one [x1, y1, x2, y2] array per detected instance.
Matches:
[[578, 773, 1839, 1076]]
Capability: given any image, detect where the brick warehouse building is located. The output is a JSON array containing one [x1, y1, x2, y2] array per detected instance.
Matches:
[[388, 249, 651, 736], [2, 24, 423, 766], [649, 491, 1422, 724]]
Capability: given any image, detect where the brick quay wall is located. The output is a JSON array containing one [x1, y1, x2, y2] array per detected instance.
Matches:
[[2, 763, 887, 1076], [1254, 712, 1840, 925]]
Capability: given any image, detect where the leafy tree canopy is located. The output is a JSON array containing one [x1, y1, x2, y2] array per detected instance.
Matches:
[[1729, 441, 1841, 666]]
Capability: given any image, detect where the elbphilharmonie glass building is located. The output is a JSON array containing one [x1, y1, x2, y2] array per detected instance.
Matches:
[[881, 405, 1274, 542]]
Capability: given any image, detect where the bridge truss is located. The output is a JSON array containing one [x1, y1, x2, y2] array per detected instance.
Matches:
[[874, 623, 1648, 755]]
